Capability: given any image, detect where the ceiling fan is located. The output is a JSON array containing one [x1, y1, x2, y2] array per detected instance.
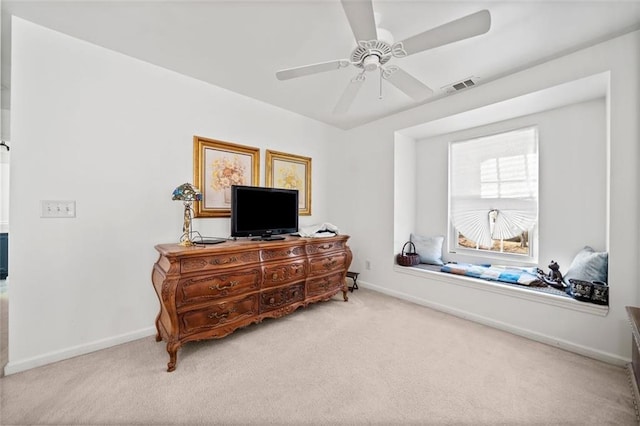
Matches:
[[275, 1, 491, 114]]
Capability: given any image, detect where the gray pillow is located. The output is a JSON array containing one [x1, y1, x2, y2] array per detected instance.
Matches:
[[410, 234, 444, 266], [563, 246, 608, 284]]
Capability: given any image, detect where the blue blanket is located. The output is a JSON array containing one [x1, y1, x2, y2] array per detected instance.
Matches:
[[440, 263, 543, 286]]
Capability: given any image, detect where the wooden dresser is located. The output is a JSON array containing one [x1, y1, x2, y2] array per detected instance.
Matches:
[[152, 235, 352, 371]]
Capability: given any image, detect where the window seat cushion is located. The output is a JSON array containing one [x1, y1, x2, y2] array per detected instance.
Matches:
[[441, 263, 542, 285], [414, 263, 571, 298]]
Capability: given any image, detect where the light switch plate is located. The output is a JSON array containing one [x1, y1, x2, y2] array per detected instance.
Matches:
[[41, 200, 76, 218]]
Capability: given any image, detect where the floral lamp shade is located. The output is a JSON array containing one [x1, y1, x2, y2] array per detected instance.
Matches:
[[172, 183, 202, 246], [172, 183, 203, 203]]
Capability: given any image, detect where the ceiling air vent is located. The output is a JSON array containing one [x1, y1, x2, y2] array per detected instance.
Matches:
[[443, 77, 479, 94]]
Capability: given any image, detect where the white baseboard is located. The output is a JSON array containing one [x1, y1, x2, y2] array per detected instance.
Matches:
[[4, 327, 156, 375], [359, 281, 630, 367]]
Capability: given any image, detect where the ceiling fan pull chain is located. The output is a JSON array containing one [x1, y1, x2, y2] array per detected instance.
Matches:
[[379, 68, 383, 99]]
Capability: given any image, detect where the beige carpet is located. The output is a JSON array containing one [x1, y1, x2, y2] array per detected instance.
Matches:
[[0, 288, 637, 425]]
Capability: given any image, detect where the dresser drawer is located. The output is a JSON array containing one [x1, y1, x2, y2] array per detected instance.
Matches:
[[306, 239, 346, 255], [308, 252, 348, 276], [262, 260, 307, 288], [261, 245, 306, 262], [179, 294, 259, 334], [260, 283, 305, 313], [180, 250, 261, 273], [176, 268, 261, 306], [307, 272, 345, 297]]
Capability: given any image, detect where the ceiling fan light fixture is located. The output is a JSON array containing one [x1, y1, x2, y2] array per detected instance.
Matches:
[[362, 55, 380, 71]]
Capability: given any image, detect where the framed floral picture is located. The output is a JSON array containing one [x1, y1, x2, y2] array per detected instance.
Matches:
[[266, 150, 312, 216], [193, 136, 260, 217]]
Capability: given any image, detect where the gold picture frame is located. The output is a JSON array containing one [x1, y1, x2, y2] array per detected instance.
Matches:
[[266, 150, 312, 216], [193, 136, 260, 217]]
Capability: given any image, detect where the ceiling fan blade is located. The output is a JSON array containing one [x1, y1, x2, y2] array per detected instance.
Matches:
[[276, 59, 350, 81], [397, 9, 491, 56], [341, 0, 378, 42], [333, 74, 365, 115], [383, 66, 433, 101]]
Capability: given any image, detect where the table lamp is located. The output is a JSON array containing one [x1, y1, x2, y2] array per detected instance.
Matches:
[[172, 183, 202, 246]]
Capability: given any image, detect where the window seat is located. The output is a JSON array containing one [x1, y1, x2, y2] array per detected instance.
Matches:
[[419, 263, 568, 297], [394, 263, 609, 316]]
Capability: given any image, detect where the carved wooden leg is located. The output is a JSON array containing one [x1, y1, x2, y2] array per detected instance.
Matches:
[[166, 342, 180, 372], [342, 279, 349, 302], [155, 314, 162, 342]]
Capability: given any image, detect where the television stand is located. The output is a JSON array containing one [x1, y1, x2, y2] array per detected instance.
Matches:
[[152, 235, 352, 371]]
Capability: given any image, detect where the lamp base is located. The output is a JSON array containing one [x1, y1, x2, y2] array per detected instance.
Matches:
[[178, 240, 195, 247], [178, 202, 195, 247]]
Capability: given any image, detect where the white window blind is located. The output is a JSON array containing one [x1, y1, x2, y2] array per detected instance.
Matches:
[[449, 127, 538, 252]]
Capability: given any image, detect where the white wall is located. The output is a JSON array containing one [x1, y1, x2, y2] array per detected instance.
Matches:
[[393, 132, 416, 256], [0, 0, 7, 235], [414, 98, 607, 269], [7, 17, 342, 373], [329, 30, 639, 363]]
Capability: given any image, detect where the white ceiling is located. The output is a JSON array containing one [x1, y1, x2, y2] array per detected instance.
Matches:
[[2, 0, 640, 130]]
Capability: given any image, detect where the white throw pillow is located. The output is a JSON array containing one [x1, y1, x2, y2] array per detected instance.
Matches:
[[410, 234, 445, 266], [563, 246, 608, 285]]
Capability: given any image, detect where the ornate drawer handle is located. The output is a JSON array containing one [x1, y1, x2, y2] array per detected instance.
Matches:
[[323, 258, 337, 269], [210, 256, 237, 265], [209, 281, 239, 291], [208, 307, 237, 320], [319, 244, 332, 250]]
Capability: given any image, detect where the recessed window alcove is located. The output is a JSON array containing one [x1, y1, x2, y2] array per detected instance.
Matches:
[[393, 72, 610, 316]]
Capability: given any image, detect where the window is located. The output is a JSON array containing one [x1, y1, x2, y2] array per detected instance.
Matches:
[[449, 127, 538, 260]]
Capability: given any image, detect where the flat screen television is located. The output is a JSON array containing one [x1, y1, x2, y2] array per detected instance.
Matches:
[[230, 185, 299, 241]]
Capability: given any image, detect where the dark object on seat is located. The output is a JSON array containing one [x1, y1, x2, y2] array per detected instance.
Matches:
[[569, 278, 608, 305], [539, 260, 566, 289], [548, 260, 564, 282], [396, 241, 420, 266]]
